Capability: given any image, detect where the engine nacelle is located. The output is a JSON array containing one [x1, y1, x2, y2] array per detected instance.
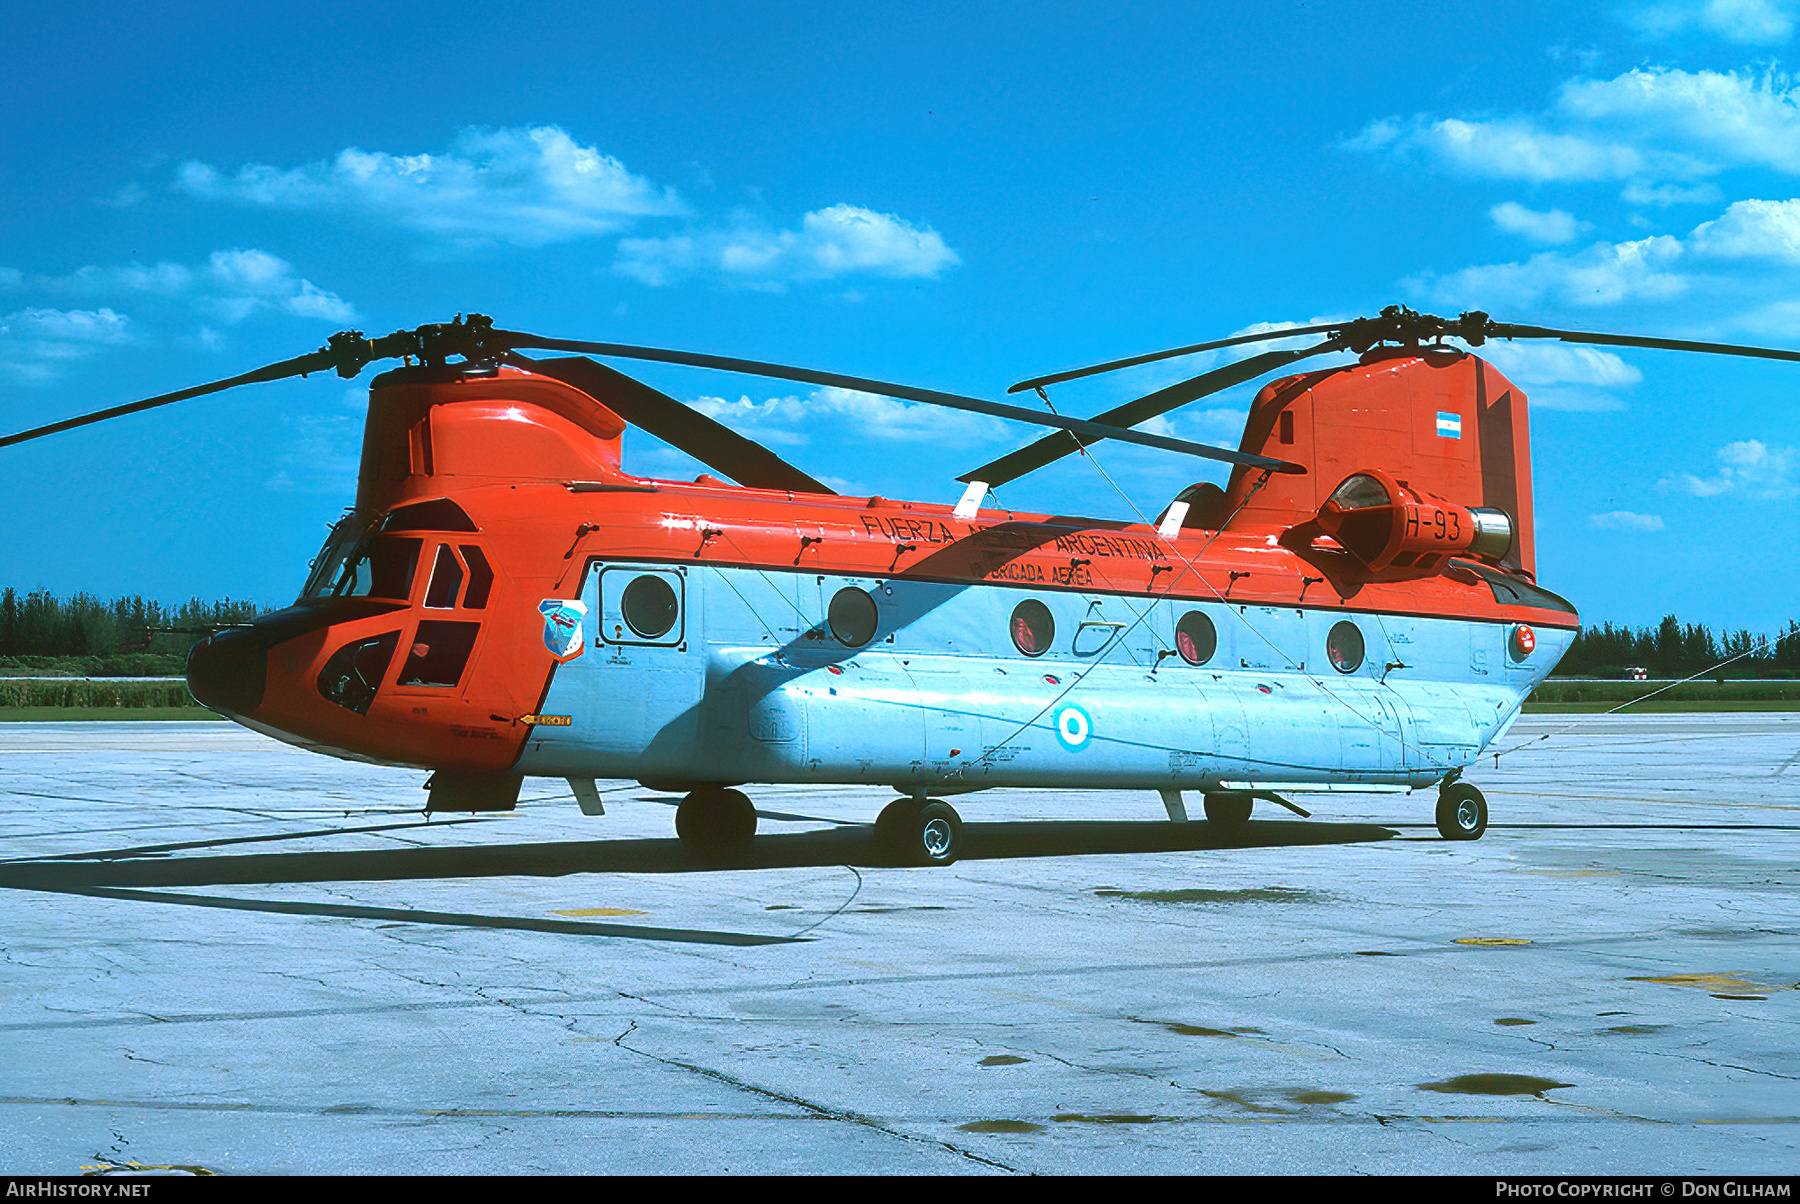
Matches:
[[1315, 470, 1513, 573]]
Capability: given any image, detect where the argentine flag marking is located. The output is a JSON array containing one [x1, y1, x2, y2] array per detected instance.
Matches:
[[1436, 411, 1462, 439]]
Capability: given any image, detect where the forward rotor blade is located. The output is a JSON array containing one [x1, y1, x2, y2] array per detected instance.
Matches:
[[959, 341, 1340, 489], [1007, 322, 1343, 394], [496, 331, 1303, 474], [0, 348, 337, 450], [505, 354, 836, 495], [1484, 322, 1800, 364]]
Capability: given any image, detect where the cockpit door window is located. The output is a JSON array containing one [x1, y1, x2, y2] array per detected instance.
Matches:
[[460, 546, 494, 610], [423, 545, 464, 609]]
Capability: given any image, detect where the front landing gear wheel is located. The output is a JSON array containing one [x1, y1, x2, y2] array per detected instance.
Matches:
[[676, 787, 757, 854], [876, 798, 962, 866], [1436, 783, 1488, 841], [1203, 792, 1254, 829]]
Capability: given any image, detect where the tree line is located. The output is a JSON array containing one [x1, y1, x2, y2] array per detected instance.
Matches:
[[0, 588, 266, 660], [1549, 616, 1800, 679]]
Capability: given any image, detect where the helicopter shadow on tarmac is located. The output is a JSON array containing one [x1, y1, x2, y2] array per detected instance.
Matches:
[[0, 815, 1396, 947]]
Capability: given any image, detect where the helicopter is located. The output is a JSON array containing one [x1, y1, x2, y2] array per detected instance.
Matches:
[[8, 306, 1797, 865]]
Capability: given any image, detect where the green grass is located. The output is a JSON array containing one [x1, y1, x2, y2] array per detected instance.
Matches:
[[0, 707, 222, 722], [1525, 700, 1800, 713], [1528, 679, 1800, 712], [0, 654, 186, 677], [0, 680, 197, 709]]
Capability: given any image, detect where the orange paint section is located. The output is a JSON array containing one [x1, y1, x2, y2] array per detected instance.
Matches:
[[243, 355, 1573, 772], [1224, 348, 1537, 578]]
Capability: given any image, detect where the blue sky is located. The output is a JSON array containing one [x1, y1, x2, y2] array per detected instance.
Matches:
[[6, 0, 1800, 630]]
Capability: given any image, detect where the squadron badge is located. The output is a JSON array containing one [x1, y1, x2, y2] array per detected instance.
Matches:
[[539, 598, 588, 663]]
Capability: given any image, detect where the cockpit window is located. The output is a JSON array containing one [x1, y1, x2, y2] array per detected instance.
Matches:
[[338, 537, 423, 601], [300, 512, 371, 600], [381, 498, 478, 533]]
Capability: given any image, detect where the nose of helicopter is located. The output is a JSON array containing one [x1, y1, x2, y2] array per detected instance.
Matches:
[[185, 627, 269, 716]]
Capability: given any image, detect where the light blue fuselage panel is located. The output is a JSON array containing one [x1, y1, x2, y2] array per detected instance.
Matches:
[[514, 562, 1570, 791]]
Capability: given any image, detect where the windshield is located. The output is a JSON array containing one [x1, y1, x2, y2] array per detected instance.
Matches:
[[337, 536, 424, 601], [300, 512, 370, 601]]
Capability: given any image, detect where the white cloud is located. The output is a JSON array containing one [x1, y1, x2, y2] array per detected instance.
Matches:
[[1479, 340, 1644, 385], [0, 307, 133, 382], [1421, 117, 1658, 181], [265, 388, 369, 494], [1351, 67, 1800, 185], [1491, 201, 1592, 244], [1478, 340, 1643, 410], [1589, 510, 1668, 530], [181, 126, 685, 249], [22, 249, 355, 328], [202, 249, 356, 323], [1623, 180, 1726, 205], [1668, 438, 1800, 497], [0, 250, 354, 384], [3, 307, 133, 345], [1560, 68, 1800, 173], [1625, 0, 1796, 44], [1689, 196, 1800, 260], [615, 204, 960, 287], [1406, 234, 1687, 308], [1732, 295, 1800, 333], [690, 384, 1002, 445]]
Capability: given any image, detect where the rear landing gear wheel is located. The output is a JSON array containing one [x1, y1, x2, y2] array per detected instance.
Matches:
[[1436, 783, 1488, 841], [874, 797, 923, 848], [1203, 791, 1254, 829], [676, 787, 757, 854], [876, 797, 962, 866]]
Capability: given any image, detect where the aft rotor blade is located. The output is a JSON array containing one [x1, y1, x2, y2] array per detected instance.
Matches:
[[0, 348, 337, 450], [505, 354, 837, 495], [960, 341, 1339, 489], [497, 331, 1303, 474], [1484, 323, 1800, 364], [1008, 322, 1344, 394]]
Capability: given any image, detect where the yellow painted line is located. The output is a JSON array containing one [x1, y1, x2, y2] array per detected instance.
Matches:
[[1627, 973, 1793, 993], [1455, 938, 1533, 946], [553, 908, 647, 918], [1695, 1117, 1800, 1125]]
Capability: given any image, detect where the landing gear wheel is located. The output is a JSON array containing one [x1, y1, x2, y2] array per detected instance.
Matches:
[[676, 787, 757, 854], [874, 797, 924, 849], [1203, 791, 1254, 828], [1436, 783, 1488, 841], [877, 798, 962, 866]]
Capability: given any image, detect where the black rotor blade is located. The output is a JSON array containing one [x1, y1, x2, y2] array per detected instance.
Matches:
[[1484, 322, 1800, 364], [504, 354, 836, 495], [496, 331, 1303, 474], [1008, 322, 1344, 394], [0, 347, 338, 450], [959, 341, 1341, 489]]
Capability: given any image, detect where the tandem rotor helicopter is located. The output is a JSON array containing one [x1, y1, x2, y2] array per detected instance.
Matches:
[[8, 306, 1798, 864]]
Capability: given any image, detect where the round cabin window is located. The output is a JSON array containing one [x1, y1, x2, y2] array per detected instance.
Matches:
[[828, 587, 879, 648], [1327, 620, 1364, 673], [1175, 611, 1217, 666], [1010, 599, 1055, 657], [622, 574, 679, 639]]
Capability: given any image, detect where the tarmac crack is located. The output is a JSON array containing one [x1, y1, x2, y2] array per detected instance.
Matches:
[[611, 1038, 1019, 1172], [1653, 1051, 1800, 1082]]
